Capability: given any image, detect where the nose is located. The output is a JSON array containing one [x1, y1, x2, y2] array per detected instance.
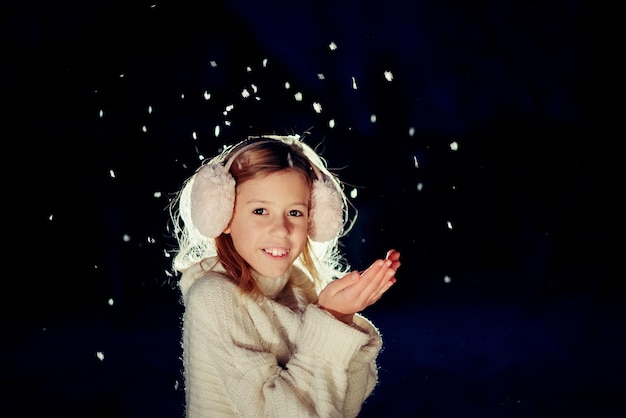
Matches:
[[269, 215, 290, 236]]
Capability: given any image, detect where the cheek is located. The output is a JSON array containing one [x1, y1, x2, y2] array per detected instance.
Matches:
[[224, 207, 248, 233], [294, 221, 310, 240], [229, 215, 255, 235]]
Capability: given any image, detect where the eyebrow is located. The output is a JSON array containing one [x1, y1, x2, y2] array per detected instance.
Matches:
[[245, 199, 308, 207]]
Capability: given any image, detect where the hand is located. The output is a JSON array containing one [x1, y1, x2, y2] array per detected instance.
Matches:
[[317, 249, 400, 324]]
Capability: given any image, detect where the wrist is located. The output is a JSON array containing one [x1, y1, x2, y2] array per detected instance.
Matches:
[[317, 304, 354, 324]]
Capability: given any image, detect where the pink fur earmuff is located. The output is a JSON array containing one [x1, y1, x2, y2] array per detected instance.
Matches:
[[308, 177, 344, 242], [189, 163, 236, 239], [189, 138, 344, 242]]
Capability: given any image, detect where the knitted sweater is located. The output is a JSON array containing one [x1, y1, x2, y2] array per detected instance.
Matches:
[[179, 257, 383, 418]]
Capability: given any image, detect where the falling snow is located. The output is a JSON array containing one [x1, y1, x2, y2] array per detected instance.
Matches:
[[11, 5, 602, 417]]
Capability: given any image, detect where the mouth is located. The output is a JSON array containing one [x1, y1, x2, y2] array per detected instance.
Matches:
[[262, 247, 290, 257]]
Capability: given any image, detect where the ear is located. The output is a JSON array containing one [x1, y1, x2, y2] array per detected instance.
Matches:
[[222, 223, 231, 234]]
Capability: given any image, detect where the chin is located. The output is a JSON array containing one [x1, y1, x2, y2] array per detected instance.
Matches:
[[252, 261, 291, 279]]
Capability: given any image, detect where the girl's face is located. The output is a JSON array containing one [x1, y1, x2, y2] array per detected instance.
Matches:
[[223, 170, 310, 279]]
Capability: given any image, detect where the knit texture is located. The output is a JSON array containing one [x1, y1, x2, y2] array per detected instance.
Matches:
[[179, 258, 382, 417]]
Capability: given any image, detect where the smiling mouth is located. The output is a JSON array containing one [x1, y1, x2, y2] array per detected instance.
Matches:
[[263, 248, 290, 257]]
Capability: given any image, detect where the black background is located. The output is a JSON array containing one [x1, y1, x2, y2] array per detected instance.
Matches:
[[4, 0, 621, 417]]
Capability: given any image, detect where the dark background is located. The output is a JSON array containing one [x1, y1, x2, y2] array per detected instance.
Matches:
[[4, 0, 621, 417]]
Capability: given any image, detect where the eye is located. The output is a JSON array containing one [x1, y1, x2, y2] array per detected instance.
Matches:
[[288, 209, 304, 217], [252, 208, 268, 215]]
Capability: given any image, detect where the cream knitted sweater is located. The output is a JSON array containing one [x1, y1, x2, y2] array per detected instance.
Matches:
[[179, 257, 383, 418]]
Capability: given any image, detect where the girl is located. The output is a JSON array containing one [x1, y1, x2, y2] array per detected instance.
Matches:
[[169, 134, 400, 417]]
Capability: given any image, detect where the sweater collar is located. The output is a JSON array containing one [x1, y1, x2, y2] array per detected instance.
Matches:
[[252, 268, 291, 299], [180, 256, 296, 301]]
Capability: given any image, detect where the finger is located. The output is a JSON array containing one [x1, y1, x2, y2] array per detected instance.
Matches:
[[367, 265, 394, 297], [385, 250, 401, 269], [372, 278, 396, 303], [364, 274, 396, 307], [386, 250, 400, 263], [360, 258, 385, 276], [385, 249, 400, 261], [360, 260, 392, 295]]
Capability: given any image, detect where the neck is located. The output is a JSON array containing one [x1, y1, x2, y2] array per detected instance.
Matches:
[[252, 268, 291, 298]]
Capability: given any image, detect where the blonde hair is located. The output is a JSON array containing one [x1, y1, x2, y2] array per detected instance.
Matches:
[[168, 134, 354, 297]]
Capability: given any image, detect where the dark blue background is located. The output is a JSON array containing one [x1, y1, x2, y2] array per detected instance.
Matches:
[[4, 0, 620, 417]]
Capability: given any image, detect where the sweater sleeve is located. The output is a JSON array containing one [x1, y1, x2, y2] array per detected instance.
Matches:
[[182, 274, 382, 418], [292, 306, 382, 417]]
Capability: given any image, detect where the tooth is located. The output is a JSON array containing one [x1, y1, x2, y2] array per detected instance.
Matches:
[[267, 248, 286, 256]]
